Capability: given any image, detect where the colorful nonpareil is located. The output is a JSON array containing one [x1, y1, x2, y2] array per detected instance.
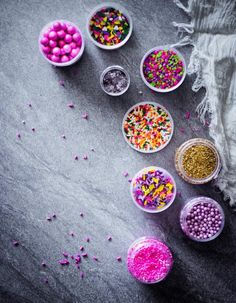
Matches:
[[180, 197, 225, 242], [127, 237, 173, 284], [123, 102, 173, 152], [39, 21, 83, 65], [131, 167, 176, 212], [89, 6, 130, 46], [142, 48, 185, 90]]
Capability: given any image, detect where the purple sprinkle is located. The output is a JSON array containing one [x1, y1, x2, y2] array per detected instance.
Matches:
[[67, 103, 75, 108], [82, 253, 88, 258], [41, 261, 47, 267], [75, 256, 81, 263], [28, 103, 32, 108], [82, 113, 88, 120], [62, 252, 69, 258], [116, 256, 122, 262], [43, 277, 49, 284], [61, 134, 66, 139], [59, 80, 65, 86], [46, 216, 52, 221], [93, 256, 98, 261], [91, 148, 95, 152], [71, 255, 74, 259], [185, 112, 191, 120], [80, 212, 84, 217], [32, 128, 35, 132], [77, 265, 80, 269], [58, 259, 70, 265], [123, 172, 129, 177], [128, 179, 132, 183], [52, 213, 56, 218], [86, 237, 90, 243], [80, 271, 84, 279], [17, 133, 21, 139], [74, 155, 78, 161], [80, 246, 84, 251], [22, 120, 26, 125], [69, 231, 75, 237], [107, 236, 112, 241], [83, 155, 88, 160], [12, 240, 19, 247]]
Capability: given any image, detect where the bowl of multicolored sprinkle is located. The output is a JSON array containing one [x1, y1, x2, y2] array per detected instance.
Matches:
[[122, 102, 174, 153], [131, 166, 176, 213], [87, 2, 132, 50], [140, 46, 186, 92]]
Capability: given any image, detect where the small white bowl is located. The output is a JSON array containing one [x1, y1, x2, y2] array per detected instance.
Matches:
[[100, 65, 130, 96], [122, 102, 174, 153], [130, 166, 177, 213], [87, 2, 133, 50], [39, 20, 85, 67], [140, 46, 186, 93]]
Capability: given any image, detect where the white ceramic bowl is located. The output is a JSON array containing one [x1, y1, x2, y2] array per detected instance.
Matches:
[[130, 166, 177, 213], [122, 102, 174, 153], [39, 20, 85, 67], [87, 2, 133, 50], [140, 46, 186, 93]]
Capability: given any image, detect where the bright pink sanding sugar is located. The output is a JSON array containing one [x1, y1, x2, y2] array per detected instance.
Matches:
[[127, 237, 173, 284]]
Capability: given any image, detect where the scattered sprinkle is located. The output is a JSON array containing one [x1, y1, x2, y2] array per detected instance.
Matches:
[[93, 256, 98, 261], [128, 179, 132, 183], [86, 237, 90, 243], [17, 133, 21, 139], [22, 120, 26, 125], [91, 148, 95, 152], [67, 103, 75, 108], [82, 113, 88, 120], [107, 236, 112, 241], [75, 256, 81, 263], [58, 259, 70, 265], [80, 212, 84, 217], [59, 80, 65, 86], [82, 253, 88, 258], [80, 271, 84, 279], [69, 231, 75, 237], [28, 103, 32, 108], [123, 172, 129, 177], [41, 261, 47, 267], [74, 155, 79, 161], [32, 128, 35, 132], [80, 246, 84, 251], [43, 277, 49, 284], [61, 134, 66, 139], [46, 216, 52, 221], [116, 256, 122, 262], [71, 255, 74, 259], [83, 155, 88, 160], [52, 213, 56, 218], [12, 240, 19, 247], [185, 112, 191, 120], [62, 252, 69, 258]]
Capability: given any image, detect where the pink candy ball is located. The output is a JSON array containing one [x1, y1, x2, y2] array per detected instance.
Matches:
[[67, 25, 76, 35], [60, 48, 66, 55], [60, 22, 67, 31], [48, 31, 57, 41], [51, 55, 60, 62], [71, 47, 80, 58], [53, 21, 61, 31], [65, 34, 72, 43], [40, 37, 49, 46], [52, 47, 61, 56], [70, 42, 77, 49], [63, 44, 71, 54], [57, 30, 65, 39], [42, 46, 50, 54], [49, 40, 57, 48], [61, 55, 69, 63], [73, 32, 81, 43], [58, 40, 66, 48]]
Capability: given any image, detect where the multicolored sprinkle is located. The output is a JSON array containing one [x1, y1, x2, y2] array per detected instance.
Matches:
[[142, 49, 184, 90], [123, 103, 173, 152], [131, 167, 175, 211], [89, 7, 130, 46]]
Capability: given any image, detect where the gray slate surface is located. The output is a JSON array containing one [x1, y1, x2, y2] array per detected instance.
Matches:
[[0, 0, 235, 303]]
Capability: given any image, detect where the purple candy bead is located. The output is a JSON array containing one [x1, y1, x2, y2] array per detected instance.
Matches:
[[65, 34, 72, 43], [48, 31, 58, 41]]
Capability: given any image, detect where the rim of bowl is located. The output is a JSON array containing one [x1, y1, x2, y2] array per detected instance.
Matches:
[[180, 196, 225, 242], [130, 166, 177, 213], [127, 236, 173, 284], [140, 46, 187, 93], [86, 2, 133, 50], [122, 101, 174, 153], [39, 20, 85, 67], [100, 65, 130, 96]]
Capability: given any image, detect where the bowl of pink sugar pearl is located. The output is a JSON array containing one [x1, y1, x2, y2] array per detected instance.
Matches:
[[39, 20, 85, 66]]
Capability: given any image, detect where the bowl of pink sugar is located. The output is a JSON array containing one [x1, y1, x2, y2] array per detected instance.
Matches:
[[127, 237, 173, 284]]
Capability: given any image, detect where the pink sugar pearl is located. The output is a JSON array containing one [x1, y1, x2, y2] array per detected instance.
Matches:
[[67, 25, 76, 35], [63, 44, 71, 54], [60, 22, 67, 30], [73, 32, 81, 43], [71, 47, 80, 58], [52, 47, 61, 56], [40, 37, 49, 46], [49, 40, 57, 48], [57, 30, 65, 39], [51, 55, 60, 62], [60, 48, 66, 55], [47, 54, 52, 60], [70, 42, 77, 49], [61, 55, 69, 63], [58, 40, 65, 48], [42, 46, 50, 54], [48, 31, 57, 41], [65, 34, 72, 43], [43, 28, 51, 38], [53, 21, 61, 31]]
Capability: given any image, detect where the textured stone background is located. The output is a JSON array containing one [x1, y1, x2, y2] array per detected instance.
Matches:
[[0, 0, 235, 302]]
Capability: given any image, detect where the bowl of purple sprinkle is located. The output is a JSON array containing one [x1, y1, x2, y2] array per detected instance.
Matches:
[[140, 46, 186, 93], [180, 196, 225, 242], [130, 166, 176, 213]]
